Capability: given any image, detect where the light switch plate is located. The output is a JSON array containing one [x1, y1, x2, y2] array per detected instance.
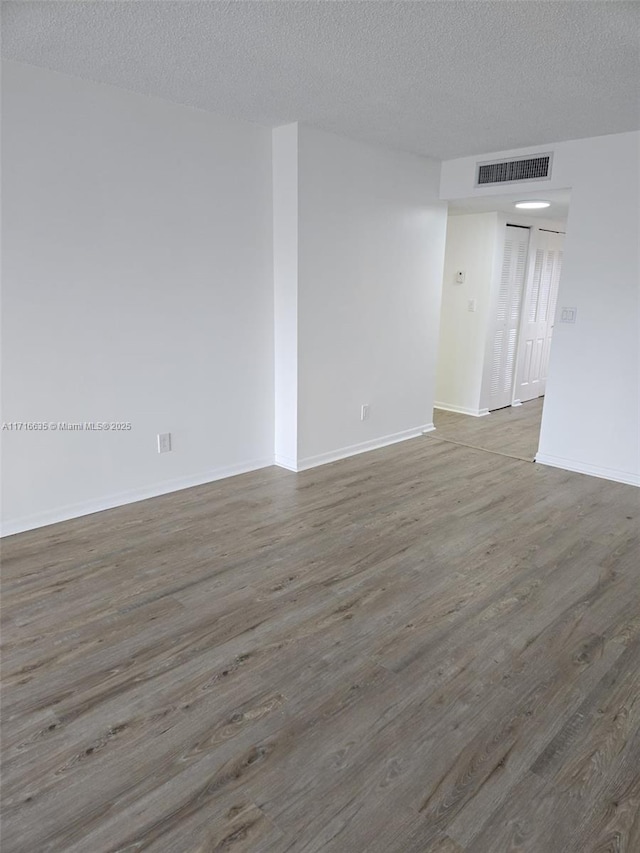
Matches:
[[560, 307, 577, 324]]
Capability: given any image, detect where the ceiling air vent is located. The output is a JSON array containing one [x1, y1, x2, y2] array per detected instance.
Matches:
[[476, 154, 552, 186]]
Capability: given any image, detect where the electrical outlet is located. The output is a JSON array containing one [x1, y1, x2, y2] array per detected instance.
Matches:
[[361, 404, 370, 421], [157, 432, 172, 453]]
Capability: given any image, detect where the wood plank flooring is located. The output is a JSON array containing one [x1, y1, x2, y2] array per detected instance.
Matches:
[[430, 398, 543, 461], [1, 436, 639, 852]]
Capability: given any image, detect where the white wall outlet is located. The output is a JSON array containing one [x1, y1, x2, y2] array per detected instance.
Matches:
[[560, 306, 577, 324], [360, 404, 370, 421], [157, 432, 172, 453], [455, 270, 466, 284], [467, 298, 477, 312]]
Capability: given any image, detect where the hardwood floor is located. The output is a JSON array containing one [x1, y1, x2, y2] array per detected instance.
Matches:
[[431, 398, 544, 461], [1, 436, 639, 852]]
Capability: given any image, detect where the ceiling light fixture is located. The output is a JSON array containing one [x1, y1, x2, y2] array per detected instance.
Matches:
[[515, 201, 550, 209]]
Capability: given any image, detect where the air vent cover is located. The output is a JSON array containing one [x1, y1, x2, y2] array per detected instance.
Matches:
[[476, 154, 552, 186]]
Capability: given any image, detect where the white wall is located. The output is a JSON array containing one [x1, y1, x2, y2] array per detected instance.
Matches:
[[435, 212, 500, 416], [1, 61, 275, 534], [441, 132, 640, 486], [295, 126, 447, 466]]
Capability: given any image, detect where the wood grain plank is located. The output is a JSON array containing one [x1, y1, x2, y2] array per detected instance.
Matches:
[[2, 432, 638, 851]]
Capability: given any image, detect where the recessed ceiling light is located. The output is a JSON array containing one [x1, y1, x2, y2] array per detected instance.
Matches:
[[515, 201, 550, 209]]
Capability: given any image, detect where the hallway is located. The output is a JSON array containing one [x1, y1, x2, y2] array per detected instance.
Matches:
[[429, 399, 544, 462]]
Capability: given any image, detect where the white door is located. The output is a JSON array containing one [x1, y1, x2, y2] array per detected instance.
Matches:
[[486, 226, 530, 411], [514, 230, 564, 403]]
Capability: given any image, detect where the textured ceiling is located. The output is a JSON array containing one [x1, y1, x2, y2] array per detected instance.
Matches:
[[2, 1, 639, 160]]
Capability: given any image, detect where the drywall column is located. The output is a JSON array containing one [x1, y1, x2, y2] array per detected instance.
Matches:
[[435, 212, 500, 416], [536, 137, 639, 483], [272, 123, 299, 470]]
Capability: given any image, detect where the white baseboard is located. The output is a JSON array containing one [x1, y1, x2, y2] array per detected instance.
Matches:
[[434, 402, 490, 418], [1, 457, 274, 537], [535, 453, 640, 488], [278, 425, 432, 473], [274, 454, 298, 472]]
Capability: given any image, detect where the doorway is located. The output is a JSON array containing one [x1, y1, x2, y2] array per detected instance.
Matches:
[[513, 228, 564, 404], [432, 189, 570, 462]]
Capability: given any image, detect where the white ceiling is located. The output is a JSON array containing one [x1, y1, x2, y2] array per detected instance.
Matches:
[[448, 188, 571, 222], [2, 1, 639, 160]]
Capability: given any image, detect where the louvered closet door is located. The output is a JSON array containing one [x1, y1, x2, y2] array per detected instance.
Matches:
[[486, 226, 530, 411], [514, 230, 565, 403]]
